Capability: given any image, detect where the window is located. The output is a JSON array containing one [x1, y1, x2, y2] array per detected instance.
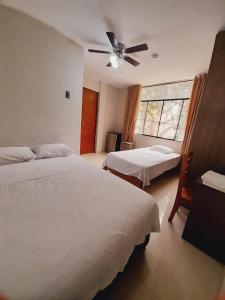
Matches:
[[135, 81, 193, 142]]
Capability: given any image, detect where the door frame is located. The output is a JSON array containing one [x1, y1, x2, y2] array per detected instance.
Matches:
[[80, 87, 99, 154]]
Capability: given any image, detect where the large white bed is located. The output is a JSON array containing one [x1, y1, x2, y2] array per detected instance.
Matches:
[[0, 154, 159, 300], [103, 147, 181, 187]]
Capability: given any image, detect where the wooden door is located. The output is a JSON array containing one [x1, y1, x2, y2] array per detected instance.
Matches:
[[80, 88, 98, 154]]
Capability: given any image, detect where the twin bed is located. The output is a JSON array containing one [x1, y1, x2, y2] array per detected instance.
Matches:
[[0, 149, 160, 300], [103, 146, 181, 188]]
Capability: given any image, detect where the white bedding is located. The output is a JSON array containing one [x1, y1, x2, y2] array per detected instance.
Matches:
[[103, 148, 181, 187], [201, 170, 225, 193], [0, 155, 159, 300]]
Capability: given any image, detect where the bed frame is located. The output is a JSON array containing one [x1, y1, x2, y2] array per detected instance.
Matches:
[[103, 166, 144, 189], [103, 163, 180, 190], [94, 234, 150, 299]]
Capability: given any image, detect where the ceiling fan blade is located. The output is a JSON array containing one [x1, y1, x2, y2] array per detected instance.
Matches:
[[124, 56, 140, 66], [106, 32, 118, 49], [106, 62, 112, 67], [125, 43, 148, 54], [88, 49, 112, 54]]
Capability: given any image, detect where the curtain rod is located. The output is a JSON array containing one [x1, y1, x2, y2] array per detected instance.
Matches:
[[143, 78, 194, 88]]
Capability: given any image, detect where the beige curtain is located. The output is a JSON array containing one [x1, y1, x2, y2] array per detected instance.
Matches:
[[122, 85, 142, 142], [181, 74, 207, 154]]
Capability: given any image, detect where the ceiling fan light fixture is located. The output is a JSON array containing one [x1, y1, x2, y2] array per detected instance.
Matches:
[[119, 58, 124, 67], [109, 54, 119, 69]]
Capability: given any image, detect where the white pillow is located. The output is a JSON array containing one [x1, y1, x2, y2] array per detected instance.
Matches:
[[149, 145, 174, 154], [32, 144, 74, 159], [0, 147, 36, 166]]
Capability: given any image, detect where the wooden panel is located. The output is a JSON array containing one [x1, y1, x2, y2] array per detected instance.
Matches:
[[183, 182, 225, 264], [80, 88, 98, 154], [103, 166, 144, 189], [189, 31, 225, 179]]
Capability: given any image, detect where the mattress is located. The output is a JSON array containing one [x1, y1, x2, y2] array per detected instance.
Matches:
[[103, 147, 181, 187], [0, 155, 159, 300]]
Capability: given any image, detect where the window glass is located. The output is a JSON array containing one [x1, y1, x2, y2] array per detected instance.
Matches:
[[158, 123, 177, 140], [175, 100, 190, 141], [143, 120, 159, 136], [161, 100, 183, 124], [145, 101, 163, 121], [138, 102, 148, 119], [136, 119, 145, 134], [176, 125, 185, 142], [178, 100, 189, 127], [141, 81, 193, 101], [135, 80, 193, 141]]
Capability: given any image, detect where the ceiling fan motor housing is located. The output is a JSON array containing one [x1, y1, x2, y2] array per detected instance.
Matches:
[[114, 42, 125, 57]]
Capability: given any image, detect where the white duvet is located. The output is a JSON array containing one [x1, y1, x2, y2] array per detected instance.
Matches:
[[0, 155, 159, 300], [103, 148, 181, 187]]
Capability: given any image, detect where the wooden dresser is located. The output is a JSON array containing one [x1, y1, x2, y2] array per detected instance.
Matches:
[[182, 180, 225, 264]]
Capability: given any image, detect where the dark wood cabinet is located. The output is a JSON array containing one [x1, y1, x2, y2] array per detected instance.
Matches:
[[182, 180, 225, 264], [189, 31, 225, 181]]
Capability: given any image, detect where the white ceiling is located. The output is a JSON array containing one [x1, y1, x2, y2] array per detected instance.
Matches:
[[1, 0, 225, 88]]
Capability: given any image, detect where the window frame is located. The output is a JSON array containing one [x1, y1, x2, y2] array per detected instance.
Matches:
[[137, 97, 189, 142]]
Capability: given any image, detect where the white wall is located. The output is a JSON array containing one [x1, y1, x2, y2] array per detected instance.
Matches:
[[96, 83, 127, 152], [83, 75, 127, 152], [83, 76, 180, 154], [0, 5, 84, 153], [83, 75, 100, 92], [134, 134, 182, 153]]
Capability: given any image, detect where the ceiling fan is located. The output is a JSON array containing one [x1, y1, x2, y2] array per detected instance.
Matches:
[[88, 32, 148, 68]]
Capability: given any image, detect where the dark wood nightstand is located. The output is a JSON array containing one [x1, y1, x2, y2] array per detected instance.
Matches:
[[182, 179, 225, 264]]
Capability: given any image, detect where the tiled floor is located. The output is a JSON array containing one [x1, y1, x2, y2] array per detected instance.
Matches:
[[82, 153, 225, 300]]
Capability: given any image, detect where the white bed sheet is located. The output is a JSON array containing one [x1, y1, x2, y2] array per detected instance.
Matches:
[[0, 155, 159, 300], [103, 148, 181, 187]]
